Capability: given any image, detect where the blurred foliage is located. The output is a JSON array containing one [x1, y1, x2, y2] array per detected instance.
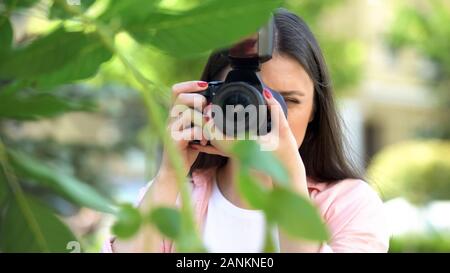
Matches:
[[388, 0, 450, 82], [95, 0, 365, 95], [0, 195, 77, 252], [0, 91, 95, 120], [0, 0, 329, 253], [111, 203, 142, 239], [285, 0, 365, 93], [234, 141, 329, 242], [389, 232, 450, 253], [148, 207, 181, 239], [367, 140, 450, 205], [387, 0, 450, 138], [1, 85, 149, 211]]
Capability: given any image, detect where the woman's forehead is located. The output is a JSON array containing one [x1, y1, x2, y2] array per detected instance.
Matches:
[[260, 54, 314, 95]]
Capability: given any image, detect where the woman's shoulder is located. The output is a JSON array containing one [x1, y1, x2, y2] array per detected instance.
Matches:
[[308, 178, 390, 252], [307, 178, 384, 217], [308, 178, 381, 201]]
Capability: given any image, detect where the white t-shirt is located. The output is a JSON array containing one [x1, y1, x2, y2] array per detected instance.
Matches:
[[202, 178, 280, 253]]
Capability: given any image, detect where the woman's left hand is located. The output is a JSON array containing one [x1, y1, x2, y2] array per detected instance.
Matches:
[[257, 88, 308, 194]]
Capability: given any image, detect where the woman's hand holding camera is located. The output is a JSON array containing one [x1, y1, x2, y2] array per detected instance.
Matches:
[[158, 79, 308, 196], [158, 81, 211, 178], [188, 86, 308, 194], [258, 88, 308, 194]]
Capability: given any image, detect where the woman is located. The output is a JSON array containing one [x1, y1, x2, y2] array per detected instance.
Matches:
[[104, 8, 389, 253]]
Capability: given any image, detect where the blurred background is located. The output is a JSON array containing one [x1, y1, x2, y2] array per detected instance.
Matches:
[[1, 0, 449, 252]]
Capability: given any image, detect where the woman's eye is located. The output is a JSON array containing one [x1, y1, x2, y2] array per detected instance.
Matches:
[[284, 97, 301, 104]]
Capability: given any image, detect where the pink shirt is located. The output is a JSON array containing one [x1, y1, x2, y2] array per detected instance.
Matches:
[[103, 167, 390, 253]]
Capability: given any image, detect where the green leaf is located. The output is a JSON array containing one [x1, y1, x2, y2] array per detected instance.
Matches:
[[100, 0, 161, 26], [0, 196, 78, 252], [231, 140, 290, 186], [0, 169, 8, 207], [263, 222, 276, 253], [0, 92, 95, 120], [4, 0, 38, 9], [148, 207, 181, 239], [7, 150, 117, 214], [265, 187, 329, 242], [237, 169, 270, 210], [0, 16, 12, 54], [49, 0, 95, 20], [176, 204, 206, 252], [0, 27, 112, 83], [124, 0, 282, 57], [33, 43, 113, 88], [176, 221, 206, 252], [112, 204, 142, 239]]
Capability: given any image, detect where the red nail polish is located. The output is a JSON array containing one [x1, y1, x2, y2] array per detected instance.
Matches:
[[197, 81, 208, 88], [263, 88, 272, 99], [191, 145, 198, 150]]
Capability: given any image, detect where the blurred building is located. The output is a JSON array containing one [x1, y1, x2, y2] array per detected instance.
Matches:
[[332, 0, 450, 240], [333, 0, 442, 169]]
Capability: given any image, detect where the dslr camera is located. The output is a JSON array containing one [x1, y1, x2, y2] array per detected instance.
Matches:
[[198, 16, 287, 137]]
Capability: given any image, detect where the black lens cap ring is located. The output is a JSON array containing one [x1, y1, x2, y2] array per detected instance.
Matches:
[[212, 82, 268, 136]]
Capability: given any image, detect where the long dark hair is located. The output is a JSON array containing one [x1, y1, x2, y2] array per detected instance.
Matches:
[[190, 8, 362, 183]]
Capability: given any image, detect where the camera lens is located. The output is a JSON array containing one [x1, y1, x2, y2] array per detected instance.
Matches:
[[222, 92, 252, 108], [212, 82, 267, 136]]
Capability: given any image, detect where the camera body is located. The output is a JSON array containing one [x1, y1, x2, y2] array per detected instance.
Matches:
[[199, 15, 287, 137]]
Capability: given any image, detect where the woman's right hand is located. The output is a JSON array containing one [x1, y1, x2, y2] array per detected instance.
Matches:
[[158, 80, 210, 177]]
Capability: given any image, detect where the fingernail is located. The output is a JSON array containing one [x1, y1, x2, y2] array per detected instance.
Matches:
[[191, 145, 198, 150], [197, 81, 208, 88], [263, 88, 272, 99], [203, 104, 212, 116]]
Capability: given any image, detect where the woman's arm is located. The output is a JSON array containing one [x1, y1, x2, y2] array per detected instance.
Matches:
[[277, 171, 322, 252], [313, 180, 390, 253], [109, 80, 210, 252], [278, 179, 390, 253], [111, 169, 179, 253]]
